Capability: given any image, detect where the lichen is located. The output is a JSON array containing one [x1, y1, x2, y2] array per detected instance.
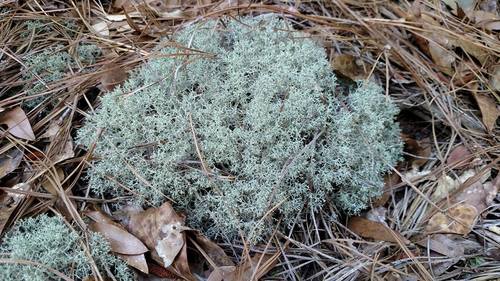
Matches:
[[22, 43, 101, 110], [0, 214, 133, 281], [78, 17, 403, 241]]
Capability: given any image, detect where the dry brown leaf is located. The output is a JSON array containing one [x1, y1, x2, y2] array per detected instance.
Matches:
[[426, 203, 478, 234], [472, 10, 500, 31], [100, 63, 128, 92], [402, 135, 432, 168], [0, 148, 23, 180], [332, 54, 367, 80], [191, 232, 234, 268], [123, 202, 188, 268], [118, 253, 148, 274], [90, 222, 148, 255], [208, 252, 279, 281], [417, 234, 465, 257], [347, 216, 409, 244], [0, 107, 35, 141], [473, 92, 499, 132], [373, 173, 401, 207], [452, 37, 490, 65], [87, 210, 149, 273], [490, 65, 500, 91], [52, 137, 75, 163], [0, 183, 31, 234], [428, 40, 455, 75], [41, 168, 64, 195], [91, 21, 109, 37], [455, 175, 499, 213], [446, 145, 473, 169]]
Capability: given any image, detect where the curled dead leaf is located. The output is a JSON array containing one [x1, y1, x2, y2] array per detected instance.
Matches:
[[490, 65, 500, 91], [208, 252, 279, 281], [0, 148, 23, 180], [347, 216, 409, 244], [100, 63, 128, 92], [416, 234, 465, 257], [90, 222, 148, 255], [87, 210, 149, 273], [118, 253, 148, 274], [0, 107, 35, 141], [455, 175, 499, 214], [0, 182, 31, 234], [402, 134, 432, 168], [446, 145, 476, 169], [191, 232, 234, 268], [428, 40, 455, 75], [473, 92, 499, 132], [332, 54, 367, 80], [92, 21, 109, 37], [426, 203, 478, 235], [123, 202, 187, 268]]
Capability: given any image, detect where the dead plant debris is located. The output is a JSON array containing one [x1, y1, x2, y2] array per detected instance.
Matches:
[[0, 0, 498, 280]]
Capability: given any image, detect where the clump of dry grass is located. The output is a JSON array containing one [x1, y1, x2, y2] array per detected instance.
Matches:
[[0, 1, 498, 280]]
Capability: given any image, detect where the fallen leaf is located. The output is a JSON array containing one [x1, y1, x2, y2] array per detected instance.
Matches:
[[473, 92, 499, 132], [402, 135, 432, 168], [446, 145, 473, 169], [0, 148, 23, 180], [87, 210, 149, 273], [490, 65, 500, 91], [0, 182, 31, 234], [347, 216, 409, 244], [52, 137, 74, 163], [208, 252, 279, 281], [426, 203, 478, 234], [118, 253, 148, 274], [332, 54, 367, 80], [455, 175, 499, 213], [416, 234, 465, 257], [472, 10, 500, 31], [191, 232, 234, 268], [452, 37, 490, 65], [90, 222, 148, 255], [428, 40, 455, 75], [41, 168, 65, 195], [123, 202, 188, 268], [373, 173, 401, 207], [91, 21, 109, 37], [100, 63, 128, 92], [0, 107, 35, 141]]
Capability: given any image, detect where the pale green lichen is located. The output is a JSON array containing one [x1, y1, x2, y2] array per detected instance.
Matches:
[[0, 215, 133, 281], [78, 17, 402, 241], [22, 43, 101, 109]]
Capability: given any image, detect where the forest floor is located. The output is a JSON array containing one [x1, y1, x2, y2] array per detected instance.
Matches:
[[0, 1, 499, 280]]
